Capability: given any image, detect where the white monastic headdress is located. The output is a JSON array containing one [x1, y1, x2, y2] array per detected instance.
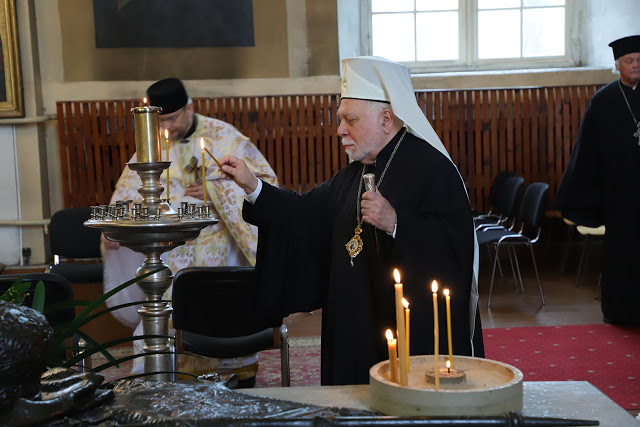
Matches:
[[341, 56, 480, 355], [340, 56, 450, 161]]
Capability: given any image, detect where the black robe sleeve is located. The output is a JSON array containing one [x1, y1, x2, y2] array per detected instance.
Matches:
[[242, 179, 332, 318]]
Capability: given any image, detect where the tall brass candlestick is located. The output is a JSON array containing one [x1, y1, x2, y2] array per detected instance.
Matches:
[[132, 106, 162, 163]]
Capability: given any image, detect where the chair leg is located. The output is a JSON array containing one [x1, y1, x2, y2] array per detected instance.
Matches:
[[512, 246, 525, 294], [506, 245, 518, 289], [528, 243, 545, 305], [487, 243, 502, 308], [486, 244, 503, 278], [279, 324, 290, 387]]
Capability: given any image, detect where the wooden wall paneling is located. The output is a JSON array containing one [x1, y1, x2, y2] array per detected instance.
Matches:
[[282, 96, 292, 189], [441, 91, 452, 156], [506, 89, 515, 173], [88, 102, 103, 206], [314, 96, 323, 185], [329, 95, 339, 177], [98, 102, 112, 205], [273, 96, 284, 185], [473, 91, 483, 211], [322, 95, 331, 182], [561, 87, 571, 186], [71, 102, 85, 207], [489, 90, 499, 183], [56, 102, 72, 208], [536, 88, 555, 197], [497, 90, 507, 173], [521, 90, 531, 184], [514, 90, 523, 178], [299, 96, 309, 193], [530, 89, 540, 184], [290, 96, 300, 192], [464, 91, 476, 208], [123, 101, 137, 161], [480, 90, 491, 209]]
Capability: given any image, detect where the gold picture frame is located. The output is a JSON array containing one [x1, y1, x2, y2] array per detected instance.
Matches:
[[0, 0, 22, 117]]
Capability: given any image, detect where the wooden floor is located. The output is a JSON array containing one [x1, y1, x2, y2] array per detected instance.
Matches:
[[285, 221, 606, 336]]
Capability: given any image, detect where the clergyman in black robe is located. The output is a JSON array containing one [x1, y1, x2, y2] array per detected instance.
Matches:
[[221, 56, 484, 385], [555, 35, 640, 325]]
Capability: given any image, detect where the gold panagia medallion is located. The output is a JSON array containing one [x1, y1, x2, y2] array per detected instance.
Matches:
[[346, 226, 363, 267]]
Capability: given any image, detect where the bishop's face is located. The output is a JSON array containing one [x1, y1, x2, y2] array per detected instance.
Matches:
[[159, 103, 195, 140], [617, 52, 640, 87], [337, 98, 389, 165]]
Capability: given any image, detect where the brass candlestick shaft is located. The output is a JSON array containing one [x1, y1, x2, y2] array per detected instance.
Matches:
[[132, 106, 162, 163]]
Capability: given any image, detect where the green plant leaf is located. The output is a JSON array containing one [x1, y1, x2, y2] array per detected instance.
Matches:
[[31, 281, 45, 314]]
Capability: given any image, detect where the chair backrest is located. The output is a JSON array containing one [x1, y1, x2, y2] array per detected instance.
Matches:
[[49, 207, 101, 259], [520, 182, 550, 230], [488, 171, 519, 209], [172, 266, 282, 338], [495, 176, 525, 219], [0, 273, 75, 328]]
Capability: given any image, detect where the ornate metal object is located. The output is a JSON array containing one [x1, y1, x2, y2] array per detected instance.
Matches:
[[85, 106, 216, 381]]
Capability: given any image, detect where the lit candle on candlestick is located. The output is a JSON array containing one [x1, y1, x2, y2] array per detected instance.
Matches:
[[432, 280, 440, 390], [200, 138, 207, 206], [143, 97, 148, 106], [446, 359, 451, 374], [385, 329, 398, 383], [402, 298, 410, 372], [393, 269, 408, 385], [165, 129, 170, 201], [444, 288, 453, 368]]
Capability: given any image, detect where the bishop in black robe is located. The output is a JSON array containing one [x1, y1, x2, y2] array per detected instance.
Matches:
[[555, 78, 640, 325], [243, 129, 485, 385]]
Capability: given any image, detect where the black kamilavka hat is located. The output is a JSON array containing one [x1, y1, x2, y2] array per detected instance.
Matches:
[[146, 78, 189, 115], [608, 35, 640, 60]]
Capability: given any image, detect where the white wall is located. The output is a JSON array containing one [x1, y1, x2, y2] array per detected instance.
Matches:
[[0, 126, 21, 265]]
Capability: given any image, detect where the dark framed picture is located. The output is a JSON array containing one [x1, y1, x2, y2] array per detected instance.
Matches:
[[0, 0, 22, 117]]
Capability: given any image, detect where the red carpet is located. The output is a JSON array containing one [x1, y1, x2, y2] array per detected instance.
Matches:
[[483, 324, 640, 410], [256, 346, 321, 388]]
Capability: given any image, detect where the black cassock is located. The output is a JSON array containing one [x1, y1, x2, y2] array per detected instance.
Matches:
[[555, 79, 640, 325], [244, 129, 485, 385]]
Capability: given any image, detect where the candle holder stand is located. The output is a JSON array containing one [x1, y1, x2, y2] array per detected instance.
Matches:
[[85, 106, 216, 381]]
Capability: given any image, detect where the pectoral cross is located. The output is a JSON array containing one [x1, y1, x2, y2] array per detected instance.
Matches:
[[184, 156, 204, 185], [635, 123, 640, 146]]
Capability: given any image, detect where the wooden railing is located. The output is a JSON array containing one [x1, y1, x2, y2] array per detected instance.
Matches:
[[56, 85, 602, 212]]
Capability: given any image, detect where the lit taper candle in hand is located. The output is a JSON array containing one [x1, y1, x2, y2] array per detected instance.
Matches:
[[200, 138, 207, 205], [165, 129, 170, 201]]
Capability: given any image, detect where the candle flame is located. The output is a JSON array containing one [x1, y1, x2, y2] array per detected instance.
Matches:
[[385, 329, 394, 341], [164, 129, 169, 139], [446, 359, 451, 368], [393, 269, 401, 283], [200, 137, 205, 150], [444, 288, 450, 297], [431, 280, 438, 293], [402, 298, 409, 309], [143, 97, 147, 105]]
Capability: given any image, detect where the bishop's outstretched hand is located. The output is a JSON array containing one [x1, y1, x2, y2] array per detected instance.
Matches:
[[219, 155, 259, 194]]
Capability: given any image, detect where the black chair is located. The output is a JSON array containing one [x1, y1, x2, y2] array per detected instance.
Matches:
[[477, 182, 549, 308], [475, 175, 524, 230], [473, 171, 519, 223], [47, 207, 102, 283], [172, 266, 290, 387]]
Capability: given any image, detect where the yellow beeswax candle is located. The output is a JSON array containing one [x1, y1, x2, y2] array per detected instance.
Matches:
[[200, 138, 207, 205], [165, 129, 170, 201], [385, 329, 398, 383], [432, 280, 440, 391], [393, 269, 408, 385], [402, 298, 410, 372], [444, 288, 453, 368]]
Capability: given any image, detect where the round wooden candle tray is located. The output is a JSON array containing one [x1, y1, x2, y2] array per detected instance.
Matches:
[[369, 355, 523, 416]]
